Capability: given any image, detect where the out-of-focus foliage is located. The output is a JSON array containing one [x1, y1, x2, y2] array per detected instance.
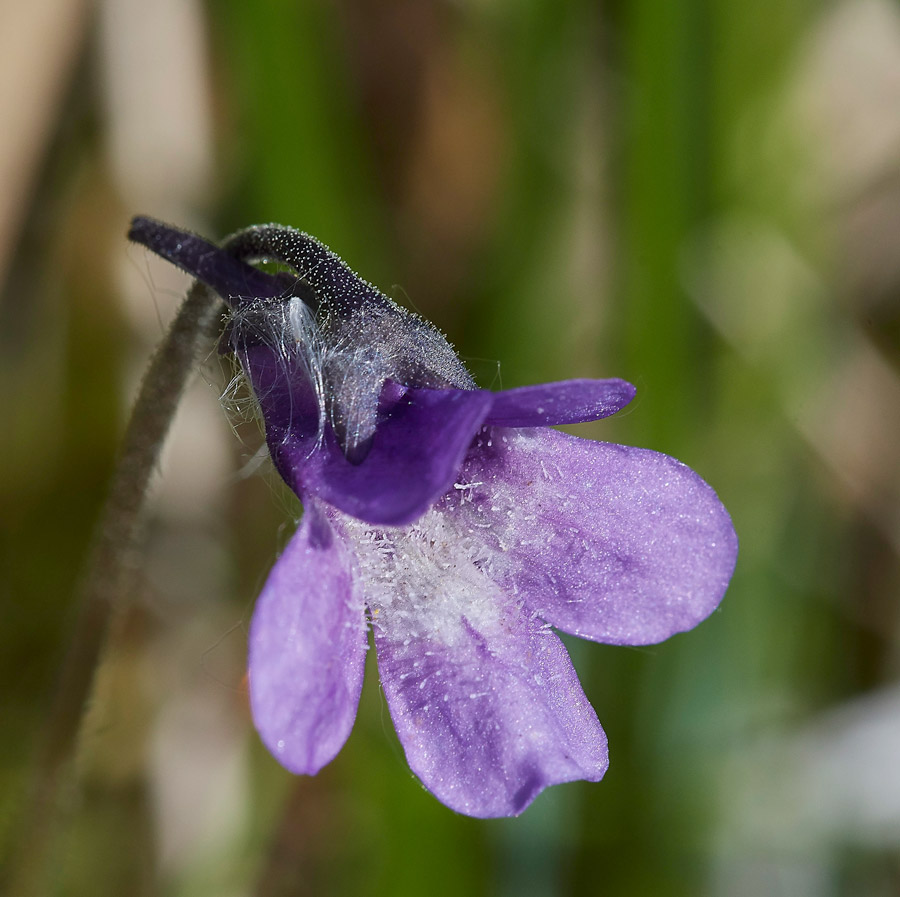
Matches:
[[2, 0, 899, 895]]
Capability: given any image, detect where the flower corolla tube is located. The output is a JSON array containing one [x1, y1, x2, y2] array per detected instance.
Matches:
[[128, 216, 737, 818]]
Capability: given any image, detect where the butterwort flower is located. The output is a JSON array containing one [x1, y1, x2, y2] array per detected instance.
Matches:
[[129, 216, 737, 817]]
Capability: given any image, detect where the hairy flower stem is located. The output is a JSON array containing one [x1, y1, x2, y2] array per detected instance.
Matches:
[[9, 281, 222, 896]]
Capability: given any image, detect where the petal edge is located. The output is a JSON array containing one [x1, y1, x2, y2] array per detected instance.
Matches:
[[248, 502, 367, 774], [374, 596, 608, 817], [459, 429, 737, 646], [485, 378, 636, 428]]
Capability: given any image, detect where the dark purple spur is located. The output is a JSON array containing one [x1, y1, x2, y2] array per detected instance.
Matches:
[[129, 216, 737, 818]]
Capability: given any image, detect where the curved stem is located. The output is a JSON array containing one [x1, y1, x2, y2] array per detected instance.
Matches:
[[8, 281, 222, 896]]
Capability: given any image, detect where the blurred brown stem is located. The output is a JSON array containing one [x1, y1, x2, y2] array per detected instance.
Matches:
[[9, 281, 222, 896]]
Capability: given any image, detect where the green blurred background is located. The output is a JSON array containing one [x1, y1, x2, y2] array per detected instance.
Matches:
[[2, 0, 900, 894]]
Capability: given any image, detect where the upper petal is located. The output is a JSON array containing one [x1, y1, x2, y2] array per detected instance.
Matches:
[[239, 344, 321, 443], [248, 501, 367, 774], [456, 429, 737, 646], [371, 588, 608, 818], [298, 386, 494, 526], [485, 378, 636, 427]]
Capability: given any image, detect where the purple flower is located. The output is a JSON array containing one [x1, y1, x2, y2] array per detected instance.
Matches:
[[129, 217, 737, 818]]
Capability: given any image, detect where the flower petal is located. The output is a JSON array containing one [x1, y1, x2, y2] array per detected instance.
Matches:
[[373, 601, 608, 818], [458, 429, 737, 646], [240, 345, 321, 442], [300, 386, 494, 526], [485, 378, 636, 427], [248, 501, 366, 774]]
